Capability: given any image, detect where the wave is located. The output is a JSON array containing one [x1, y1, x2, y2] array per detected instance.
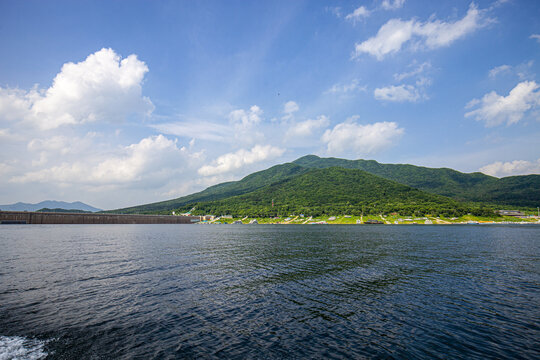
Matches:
[[0, 335, 47, 360]]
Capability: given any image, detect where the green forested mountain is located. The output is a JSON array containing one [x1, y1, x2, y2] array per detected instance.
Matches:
[[107, 163, 308, 214], [109, 155, 539, 214], [293, 155, 539, 206], [186, 167, 475, 217]]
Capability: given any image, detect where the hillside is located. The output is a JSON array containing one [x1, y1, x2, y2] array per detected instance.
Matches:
[[109, 154, 539, 214], [177, 167, 485, 218], [293, 155, 539, 207], [108, 163, 309, 214]]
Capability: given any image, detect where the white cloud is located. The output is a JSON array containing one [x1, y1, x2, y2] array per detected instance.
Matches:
[[11, 135, 191, 185], [229, 105, 262, 128], [325, 6, 342, 18], [228, 105, 265, 146], [394, 62, 431, 81], [354, 19, 415, 60], [345, 6, 370, 21], [531, 34, 540, 43], [0, 87, 41, 122], [489, 64, 511, 78], [198, 145, 285, 176], [325, 79, 367, 94], [374, 84, 421, 102], [465, 81, 540, 126], [381, 0, 405, 10], [354, 3, 486, 60], [152, 121, 230, 142], [480, 158, 540, 177], [0, 48, 153, 130], [322, 121, 404, 156], [285, 115, 330, 138], [283, 101, 299, 115], [487, 61, 534, 81]]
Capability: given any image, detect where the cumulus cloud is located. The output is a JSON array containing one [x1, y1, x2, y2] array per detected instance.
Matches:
[[381, 0, 405, 10], [229, 105, 262, 128], [354, 3, 486, 60], [228, 105, 266, 146], [322, 121, 404, 156], [283, 101, 299, 119], [345, 6, 370, 21], [480, 158, 540, 177], [12, 135, 190, 185], [465, 81, 540, 126], [374, 84, 421, 102], [285, 115, 329, 138], [198, 145, 285, 176], [531, 34, 540, 43], [0, 48, 153, 130]]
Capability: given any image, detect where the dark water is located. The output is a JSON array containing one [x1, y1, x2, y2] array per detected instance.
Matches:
[[0, 224, 538, 359]]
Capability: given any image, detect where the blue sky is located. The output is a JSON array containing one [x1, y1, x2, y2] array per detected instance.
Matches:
[[1, 0, 539, 209]]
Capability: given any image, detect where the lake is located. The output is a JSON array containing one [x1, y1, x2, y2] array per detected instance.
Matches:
[[0, 224, 538, 359]]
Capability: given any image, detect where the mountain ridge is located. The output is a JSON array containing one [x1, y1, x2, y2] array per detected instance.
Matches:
[[0, 201, 102, 213], [108, 155, 539, 214]]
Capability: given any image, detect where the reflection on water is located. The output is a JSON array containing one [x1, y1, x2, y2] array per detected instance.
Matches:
[[0, 224, 539, 359]]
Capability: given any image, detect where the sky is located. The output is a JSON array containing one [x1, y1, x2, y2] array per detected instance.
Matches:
[[1, 0, 539, 210]]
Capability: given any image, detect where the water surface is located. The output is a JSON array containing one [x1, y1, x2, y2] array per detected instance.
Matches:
[[0, 224, 538, 359]]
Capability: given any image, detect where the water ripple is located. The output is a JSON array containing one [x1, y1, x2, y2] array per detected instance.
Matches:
[[0, 224, 538, 359]]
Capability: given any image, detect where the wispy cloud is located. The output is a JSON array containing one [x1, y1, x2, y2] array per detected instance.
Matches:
[[394, 62, 431, 81], [152, 121, 230, 142], [354, 3, 488, 60], [530, 34, 540, 43], [381, 0, 405, 10], [325, 79, 367, 94], [345, 6, 370, 22], [374, 85, 422, 102], [489, 64, 511, 78]]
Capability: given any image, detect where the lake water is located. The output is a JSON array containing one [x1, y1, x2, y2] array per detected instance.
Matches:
[[0, 224, 538, 359]]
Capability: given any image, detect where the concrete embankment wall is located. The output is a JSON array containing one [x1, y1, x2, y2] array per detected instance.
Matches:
[[0, 211, 200, 224]]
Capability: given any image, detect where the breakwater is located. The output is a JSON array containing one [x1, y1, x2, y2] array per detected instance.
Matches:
[[0, 211, 200, 224]]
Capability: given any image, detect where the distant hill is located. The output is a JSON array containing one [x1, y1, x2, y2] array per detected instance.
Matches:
[[0, 201, 101, 212], [292, 155, 539, 207], [188, 167, 471, 217], [109, 154, 539, 214]]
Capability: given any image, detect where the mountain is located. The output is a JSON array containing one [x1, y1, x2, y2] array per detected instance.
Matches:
[[0, 201, 102, 212], [292, 155, 539, 207], [188, 167, 469, 217], [106, 162, 309, 214], [110, 155, 539, 214]]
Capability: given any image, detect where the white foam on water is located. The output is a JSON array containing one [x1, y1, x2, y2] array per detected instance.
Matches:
[[0, 336, 47, 360]]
